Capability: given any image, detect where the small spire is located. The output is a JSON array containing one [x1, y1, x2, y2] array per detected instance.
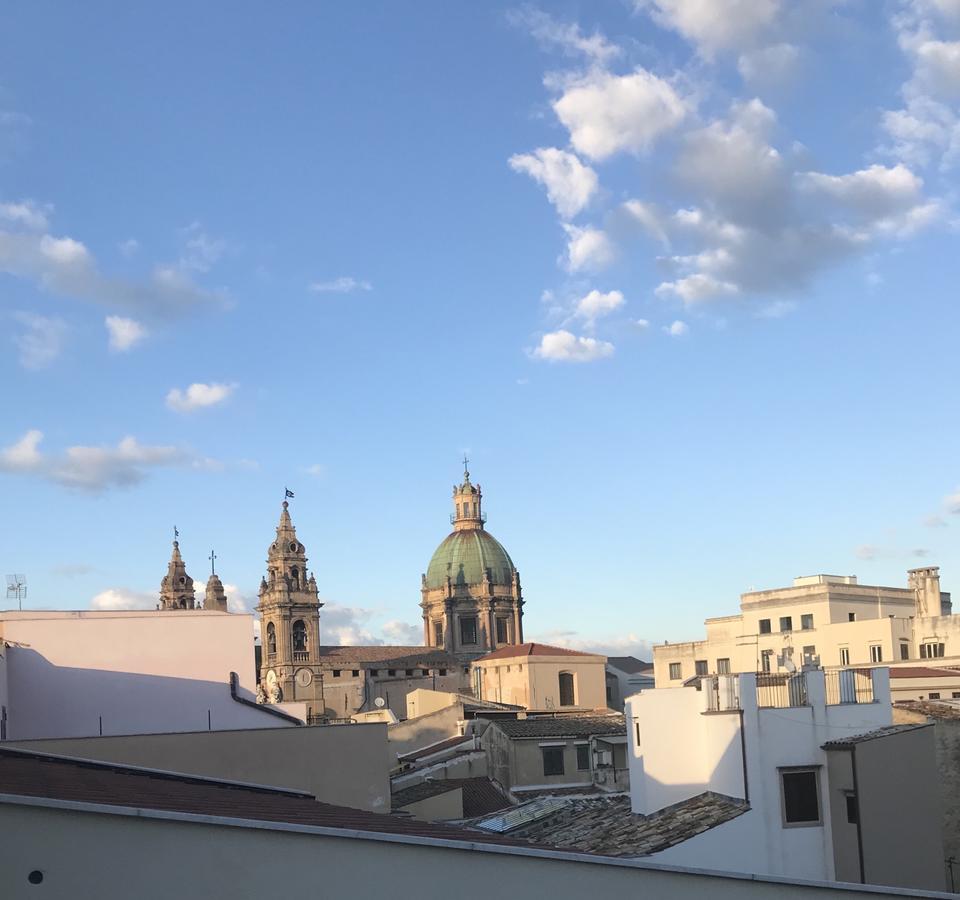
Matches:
[[462, 454, 470, 482], [209, 549, 217, 576]]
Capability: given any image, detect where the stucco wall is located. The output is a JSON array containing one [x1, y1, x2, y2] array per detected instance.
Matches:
[[0, 800, 942, 900], [388, 704, 464, 759], [396, 787, 463, 822], [482, 727, 593, 791], [8, 722, 391, 813], [475, 655, 606, 710], [0, 611, 279, 739]]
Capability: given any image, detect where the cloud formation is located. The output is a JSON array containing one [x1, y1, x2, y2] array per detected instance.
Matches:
[[509, 147, 598, 219], [0, 429, 208, 492], [532, 329, 615, 362], [90, 587, 156, 610], [309, 276, 372, 293], [13, 312, 67, 369], [507, 7, 622, 63], [105, 315, 147, 352], [636, 0, 781, 57], [572, 288, 624, 326], [165, 382, 236, 413]]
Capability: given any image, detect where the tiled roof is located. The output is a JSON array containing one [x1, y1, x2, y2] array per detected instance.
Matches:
[[392, 777, 512, 818], [606, 656, 652, 674], [0, 747, 526, 849], [317, 645, 461, 667], [489, 714, 625, 739], [889, 666, 960, 679], [822, 722, 932, 749], [474, 643, 602, 662], [895, 700, 960, 720], [470, 792, 747, 857]]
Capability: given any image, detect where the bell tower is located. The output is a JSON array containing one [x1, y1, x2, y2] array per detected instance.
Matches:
[[257, 501, 323, 705], [159, 540, 196, 610]]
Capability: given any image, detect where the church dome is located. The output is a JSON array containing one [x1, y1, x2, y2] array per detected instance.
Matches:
[[425, 529, 516, 590]]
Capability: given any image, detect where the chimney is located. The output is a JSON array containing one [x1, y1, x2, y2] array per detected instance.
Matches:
[[908, 567, 942, 618]]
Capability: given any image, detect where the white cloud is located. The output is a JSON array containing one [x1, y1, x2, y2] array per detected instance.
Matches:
[[621, 199, 670, 245], [637, 0, 781, 57], [195, 582, 252, 614], [178, 222, 227, 273], [0, 199, 50, 230], [119, 238, 139, 257], [507, 8, 621, 63], [663, 320, 689, 336], [552, 68, 688, 161], [562, 223, 615, 271], [799, 164, 924, 219], [509, 147, 599, 219], [12, 312, 67, 369], [0, 430, 208, 492], [634, 318, 651, 329], [945, 489, 960, 514], [105, 315, 147, 352], [165, 382, 236, 413], [305, 463, 326, 478], [737, 42, 800, 86], [656, 274, 739, 304], [532, 329, 615, 362], [573, 288, 625, 325], [382, 620, 423, 644], [529, 628, 653, 661], [308, 276, 372, 293], [90, 588, 156, 611]]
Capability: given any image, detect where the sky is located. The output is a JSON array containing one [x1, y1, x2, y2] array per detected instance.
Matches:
[[2, 1, 960, 658]]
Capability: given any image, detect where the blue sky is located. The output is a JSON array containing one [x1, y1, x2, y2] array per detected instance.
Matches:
[[2, 1, 960, 656]]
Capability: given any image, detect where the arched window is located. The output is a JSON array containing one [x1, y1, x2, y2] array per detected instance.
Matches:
[[559, 671, 576, 707], [290, 566, 299, 586], [292, 619, 308, 653], [266, 622, 277, 656]]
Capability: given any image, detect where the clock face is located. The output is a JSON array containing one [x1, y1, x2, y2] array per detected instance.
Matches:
[[266, 669, 278, 688], [295, 668, 313, 687]]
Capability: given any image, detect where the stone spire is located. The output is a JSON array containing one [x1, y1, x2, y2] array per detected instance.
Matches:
[[204, 550, 228, 612], [452, 456, 484, 532], [159, 540, 196, 610]]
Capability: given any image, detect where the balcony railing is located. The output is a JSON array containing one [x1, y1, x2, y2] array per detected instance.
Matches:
[[756, 672, 808, 708], [825, 669, 875, 705], [704, 675, 741, 711], [293, 650, 309, 662], [450, 512, 487, 524]]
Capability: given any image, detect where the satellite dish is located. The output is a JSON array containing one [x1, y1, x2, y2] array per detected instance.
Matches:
[[374, 697, 386, 709]]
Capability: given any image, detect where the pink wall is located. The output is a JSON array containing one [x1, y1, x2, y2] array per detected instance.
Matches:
[[0, 611, 292, 740]]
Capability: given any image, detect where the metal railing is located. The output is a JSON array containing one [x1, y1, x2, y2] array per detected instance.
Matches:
[[704, 676, 741, 711], [825, 669, 875, 705], [450, 511, 487, 524], [756, 672, 808, 708]]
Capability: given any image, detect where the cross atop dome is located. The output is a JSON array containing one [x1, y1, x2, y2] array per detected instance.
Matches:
[[452, 459, 483, 530]]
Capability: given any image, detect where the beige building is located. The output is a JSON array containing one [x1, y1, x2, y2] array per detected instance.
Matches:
[[472, 642, 607, 711], [480, 714, 628, 793], [655, 568, 954, 686], [419, 463, 524, 662]]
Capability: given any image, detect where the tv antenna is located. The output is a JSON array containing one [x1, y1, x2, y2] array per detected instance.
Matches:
[[6, 574, 27, 610]]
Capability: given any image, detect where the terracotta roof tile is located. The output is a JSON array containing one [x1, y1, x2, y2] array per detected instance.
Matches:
[[822, 722, 932, 749], [889, 666, 960, 679], [392, 777, 512, 818], [488, 714, 625, 739], [474, 643, 603, 662]]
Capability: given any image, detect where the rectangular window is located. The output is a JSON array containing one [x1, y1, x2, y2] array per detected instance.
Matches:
[[576, 744, 590, 771], [802, 645, 816, 662], [717, 658, 731, 674], [439, 668, 447, 676], [405, 669, 413, 676], [634, 721, 641, 746], [761, 649, 773, 673], [370, 669, 380, 676], [542, 747, 565, 777], [921, 642, 946, 659], [496, 618, 508, 644], [848, 612, 856, 622], [846, 793, 858, 824], [801, 614, 814, 630], [352, 669, 360, 678], [460, 617, 478, 645], [929, 692, 941, 700], [759, 619, 772, 634], [420, 669, 428, 676], [433, 621, 443, 647], [952, 692, 960, 699], [839, 647, 850, 666], [870, 645, 883, 663], [900, 642, 910, 660], [669, 662, 682, 680], [695, 659, 708, 677], [780, 768, 821, 826], [779, 616, 793, 633], [387, 669, 396, 676], [332, 669, 341, 678]]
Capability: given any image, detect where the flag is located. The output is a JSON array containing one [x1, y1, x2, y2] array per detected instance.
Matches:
[[174, 526, 179, 539], [285, 488, 295, 499]]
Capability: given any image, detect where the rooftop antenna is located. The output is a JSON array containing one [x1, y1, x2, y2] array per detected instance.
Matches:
[[6, 574, 26, 611]]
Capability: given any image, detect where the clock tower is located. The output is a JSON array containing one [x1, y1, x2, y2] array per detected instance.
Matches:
[[256, 500, 323, 708]]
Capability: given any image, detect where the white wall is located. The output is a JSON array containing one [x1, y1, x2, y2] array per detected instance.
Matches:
[[0, 610, 290, 739]]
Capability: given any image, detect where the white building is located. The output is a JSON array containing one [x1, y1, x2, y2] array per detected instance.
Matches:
[[627, 669, 946, 892], [0, 609, 300, 740]]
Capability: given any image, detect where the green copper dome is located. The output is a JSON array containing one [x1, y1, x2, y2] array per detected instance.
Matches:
[[425, 529, 516, 590]]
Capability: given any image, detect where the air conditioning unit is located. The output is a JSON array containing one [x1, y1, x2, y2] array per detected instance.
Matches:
[[596, 749, 612, 767]]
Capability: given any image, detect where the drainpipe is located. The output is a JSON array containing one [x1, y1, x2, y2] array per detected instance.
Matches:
[[847, 745, 866, 884], [737, 709, 750, 803]]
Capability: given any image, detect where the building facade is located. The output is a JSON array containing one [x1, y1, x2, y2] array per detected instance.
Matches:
[[420, 466, 524, 662], [654, 569, 954, 686]]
